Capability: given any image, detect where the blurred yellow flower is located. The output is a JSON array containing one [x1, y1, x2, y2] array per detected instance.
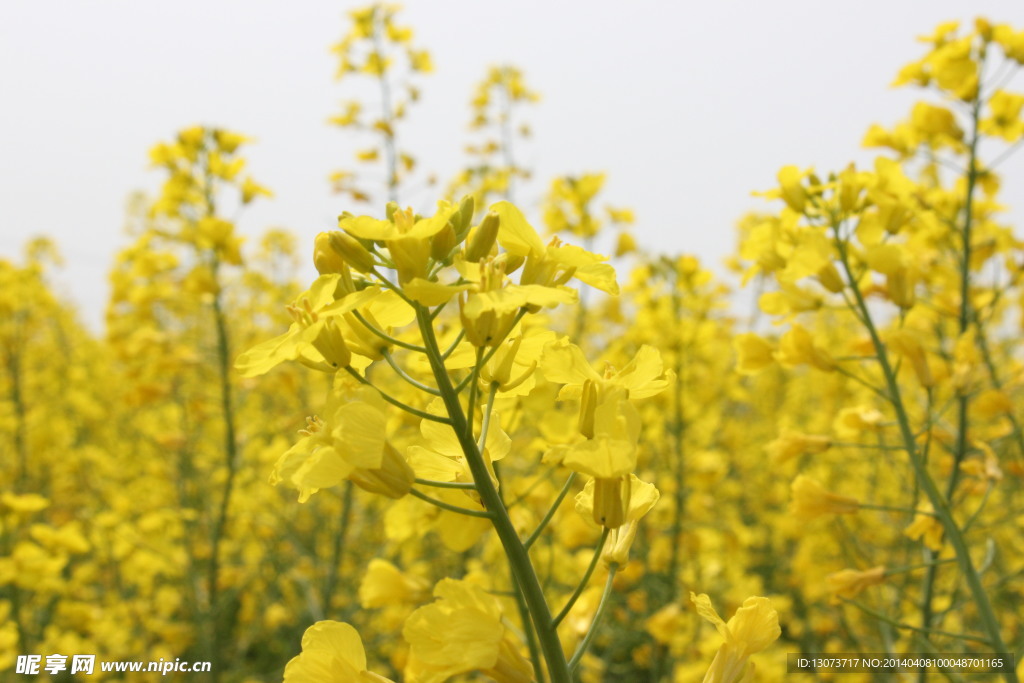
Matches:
[[790, 475, 860, 519]]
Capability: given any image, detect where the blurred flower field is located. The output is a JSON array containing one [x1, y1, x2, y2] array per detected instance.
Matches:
[[2, 7, 1024, 682]]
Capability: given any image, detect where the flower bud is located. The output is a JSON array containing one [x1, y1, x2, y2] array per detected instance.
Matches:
[[815, 262, 845, 293], [431, 223, 458, 261], [328, 229, 376, 273], [314, 232, 348, 275], [887, 267, 916, 309], [453, 195, 475, 242], [465, 211, 500, 262]]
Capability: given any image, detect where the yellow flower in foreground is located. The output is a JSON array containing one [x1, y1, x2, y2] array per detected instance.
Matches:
[[233, 275, 379, 377], [541, 338, 672, 401], [790, 475, 860, 519], [826, 566, 886, 604], [691, 592, 781, 683], [575, 474, 660, 564], [283, 620, 394, 683], [492, 200, 619, 294], [270, 386, 413, 501], [404, 578, 533, 683]]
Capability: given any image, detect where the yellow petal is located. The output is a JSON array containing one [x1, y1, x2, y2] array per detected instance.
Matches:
[[463, 284, 576, 319], [575, 262, 620, 295], [404, 278, 474, 306], [540, 338, 601, 386], [234, 325, 313, 377], [335, 402, 387, 469], [491, 200, 545, 256], [340, 215, 396, 240], [690, 592, 731, 642], [726, 597, 781, 655]]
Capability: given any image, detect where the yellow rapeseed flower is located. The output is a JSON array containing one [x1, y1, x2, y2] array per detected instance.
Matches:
[[691, 592, 781, 683]]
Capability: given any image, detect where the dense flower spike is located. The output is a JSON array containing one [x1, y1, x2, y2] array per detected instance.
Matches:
[[329, 3, 432, 204]]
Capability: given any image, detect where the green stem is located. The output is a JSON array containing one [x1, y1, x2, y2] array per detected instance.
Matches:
[[382, 349, 441, 395], [884, 557, 956, 576], [921, 92, 981, 671], [352, 310, 426, 353], [568, 566, 618, 673], [525, 473, 578, 550], [553, 527, 610, 627], [441, 329, 466, 360], [343, 366, 450, 424], [371, 13, 399, 203], [511, 574, 547, 683], [860, 503, 935, 517], [413, 477, 477, 490], [414, 305, 572, 683], [208, 257, 240, 682], [453, 309, 528, 393], [409, 488, 492, 519], [323, 482, 355, 615], [842, 598, 991, 645], [477, 382, 499, 451], [834, 229, 1015, 682]]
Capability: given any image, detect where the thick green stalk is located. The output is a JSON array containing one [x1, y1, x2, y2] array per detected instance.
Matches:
[[415, 306, 572, 683]]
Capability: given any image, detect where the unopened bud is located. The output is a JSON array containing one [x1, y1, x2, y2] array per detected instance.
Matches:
[[431, 223, 458, 261], [494, 252, 525, 275], [329, 229, 375, 273], [314, 232, 348, 275], [816, 262, 845, 293], [887, 268, 916, 309], [465, 211, 500, 262], [454, 195, 476, 242]]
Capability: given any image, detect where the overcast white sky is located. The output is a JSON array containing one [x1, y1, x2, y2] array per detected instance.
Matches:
[[2, 1, 1023, 329]]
